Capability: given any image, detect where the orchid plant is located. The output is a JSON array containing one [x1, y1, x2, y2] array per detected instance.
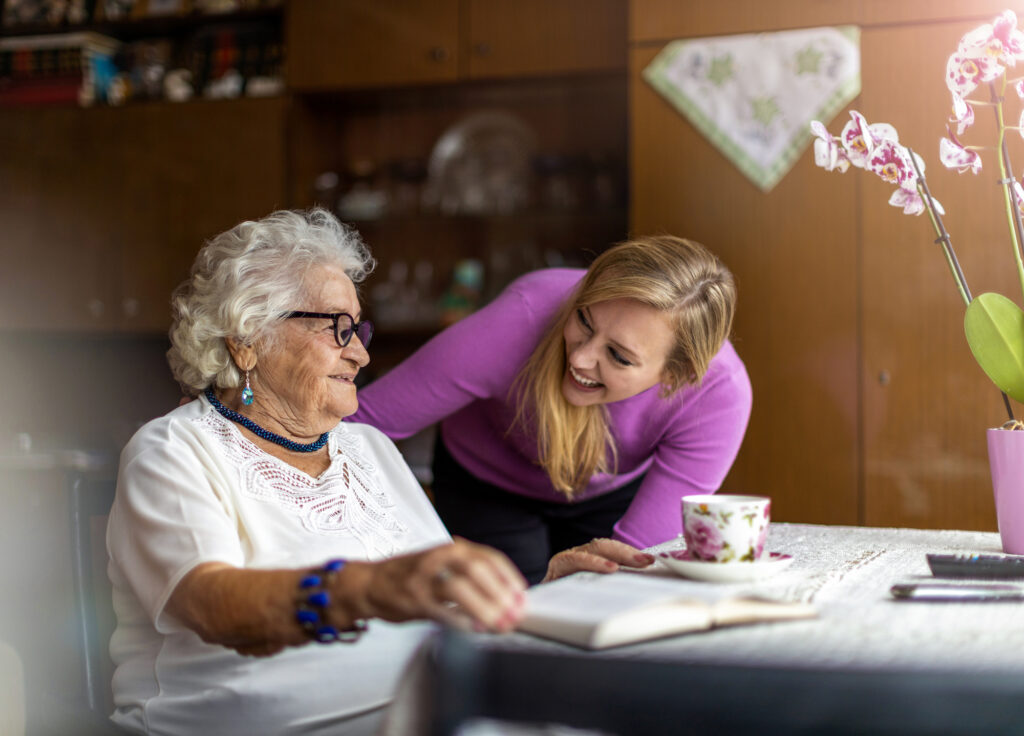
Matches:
[[811, 9, 1024, 428]]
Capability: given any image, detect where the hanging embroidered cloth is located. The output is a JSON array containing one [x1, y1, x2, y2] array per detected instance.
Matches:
[[643, 26, 860, 192]]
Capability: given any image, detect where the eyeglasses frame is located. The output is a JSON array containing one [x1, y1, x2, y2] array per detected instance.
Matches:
[[283, 311, 374, 349]]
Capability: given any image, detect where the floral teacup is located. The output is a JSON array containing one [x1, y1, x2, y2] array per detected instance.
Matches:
[[681, 494, 771, 563]]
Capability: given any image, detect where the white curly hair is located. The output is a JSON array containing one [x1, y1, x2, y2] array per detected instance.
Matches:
[[167, 208, 375, 396]]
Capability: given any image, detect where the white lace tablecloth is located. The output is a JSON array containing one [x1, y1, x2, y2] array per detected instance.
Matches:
[[492, 523, 1021, 673], [384, 523, 1023, 735]]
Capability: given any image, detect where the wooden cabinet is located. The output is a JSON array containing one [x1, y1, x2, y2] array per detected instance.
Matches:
[[628, 1, 1016, 532], [289, 70, 629, 376], [287, 0, 626, 91], [2, 1, 625, 344], [0, 97, 287, 333], [285, 0, 630, 374], [286, 0, 461, 90]]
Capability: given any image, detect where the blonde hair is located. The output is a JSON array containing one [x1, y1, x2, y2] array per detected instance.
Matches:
[[167, 208, 375, 396], [513, 235, 736, 496]]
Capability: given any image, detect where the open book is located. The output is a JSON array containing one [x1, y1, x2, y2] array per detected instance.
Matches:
[[518, 571, 816, 650]]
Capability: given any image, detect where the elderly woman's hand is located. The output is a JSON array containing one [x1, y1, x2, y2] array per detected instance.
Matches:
[[357, 537, 528, 633], [165, 542, 527, 660], [542, 538, 655, 583]]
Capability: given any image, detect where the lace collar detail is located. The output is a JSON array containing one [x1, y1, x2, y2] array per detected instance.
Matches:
[[194, 410, 408, 557]]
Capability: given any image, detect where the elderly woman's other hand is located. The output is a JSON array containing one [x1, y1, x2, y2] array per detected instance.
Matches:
[[358, 538, 528, 633], [542, 538, 655, 583]]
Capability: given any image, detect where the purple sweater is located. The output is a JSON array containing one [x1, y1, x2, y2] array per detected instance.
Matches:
[[349, 269, 752, 548]]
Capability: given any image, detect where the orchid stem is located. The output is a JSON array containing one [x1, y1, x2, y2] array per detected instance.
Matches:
[[908, 149, 971, 306], [909, 147, 1014, 422], [989, 80, 1024, 304]]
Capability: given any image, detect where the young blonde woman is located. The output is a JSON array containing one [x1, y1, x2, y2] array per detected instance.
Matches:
[[350, 236, 752, 583]]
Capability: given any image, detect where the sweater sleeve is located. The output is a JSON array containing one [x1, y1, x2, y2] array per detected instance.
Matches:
[[349, 273, 559, 439], [611, 355, 753, 549]]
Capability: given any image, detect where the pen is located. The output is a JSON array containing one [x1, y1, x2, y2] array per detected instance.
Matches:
[[890, 583, 1024, 601]]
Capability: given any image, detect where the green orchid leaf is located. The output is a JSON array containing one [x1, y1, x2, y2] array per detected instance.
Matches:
[[964, 292, 1024, 402]]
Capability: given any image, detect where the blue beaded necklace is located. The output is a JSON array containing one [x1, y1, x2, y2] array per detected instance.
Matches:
[[204, 387, 330, 453]]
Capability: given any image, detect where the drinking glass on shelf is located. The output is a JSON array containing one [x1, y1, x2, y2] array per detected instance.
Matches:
[[337, 159, 388, 221], [387, 158, 427, 217]]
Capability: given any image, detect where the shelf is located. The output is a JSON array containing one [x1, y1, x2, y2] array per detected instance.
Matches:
[[343, 207, 628, 229], [370, 324, 442, 343], [0, 6, 282, 40]]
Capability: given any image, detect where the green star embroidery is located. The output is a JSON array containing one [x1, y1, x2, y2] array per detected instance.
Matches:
[[706, 54, 734, 86], [751, 96, 780, 126], [795, 45, 824, 75]]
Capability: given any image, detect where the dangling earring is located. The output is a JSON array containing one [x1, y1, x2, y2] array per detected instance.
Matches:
[[241, 369, 254, 406]]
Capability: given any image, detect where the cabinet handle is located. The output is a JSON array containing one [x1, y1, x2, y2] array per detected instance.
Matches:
[[878, 370, 891, 387], [429, 47, 449, 62], [88, 299, 105, 319], [473, 42, 491, 57], [122, 297, 140, 318]]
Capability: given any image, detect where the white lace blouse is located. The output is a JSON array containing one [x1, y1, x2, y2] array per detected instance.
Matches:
[[106, 395, 451, 735]]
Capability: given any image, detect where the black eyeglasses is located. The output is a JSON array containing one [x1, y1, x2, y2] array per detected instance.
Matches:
[[284, 311, 374, 349]]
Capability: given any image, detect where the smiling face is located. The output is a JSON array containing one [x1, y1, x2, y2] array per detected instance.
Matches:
[[247, 263, 369, 438], [560, 298, 676, 407]]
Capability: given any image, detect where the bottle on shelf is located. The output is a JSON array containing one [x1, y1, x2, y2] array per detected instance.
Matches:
[[438, 259, 484, 327]]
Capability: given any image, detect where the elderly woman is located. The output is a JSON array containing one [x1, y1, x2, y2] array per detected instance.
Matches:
[[106, 208, 650, 735]]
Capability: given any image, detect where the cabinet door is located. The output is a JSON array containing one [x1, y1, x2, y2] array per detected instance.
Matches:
[[0, 107, 120, 331], [465, 0, 626, 79], [286, 0, 460, 91], [114, 98, 288, 333]]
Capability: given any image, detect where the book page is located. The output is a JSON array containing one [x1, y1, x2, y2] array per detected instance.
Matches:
[[519, 572, 817, 649], [520, 572, 720, 649], [710, 596, 817, 627]]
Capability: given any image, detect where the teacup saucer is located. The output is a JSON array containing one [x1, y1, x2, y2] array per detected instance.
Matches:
[[657, 550, 794, 583]]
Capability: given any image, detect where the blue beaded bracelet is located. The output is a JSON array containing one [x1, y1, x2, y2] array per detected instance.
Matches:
[[295, 559, 367, 644]]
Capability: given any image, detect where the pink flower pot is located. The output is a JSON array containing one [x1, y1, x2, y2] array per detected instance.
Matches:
[[987, 428, 1024, 554]]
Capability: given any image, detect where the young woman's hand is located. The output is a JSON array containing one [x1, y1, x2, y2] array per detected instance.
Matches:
[[542, 538, 655, 583]]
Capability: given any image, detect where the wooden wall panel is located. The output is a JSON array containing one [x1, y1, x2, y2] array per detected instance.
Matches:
[[859, 22, 1015, 530], [629, 1, 1022, 531], [630, 46, 861, 525], [630, 0, 858, 42], [630, 0, 1015, 43]]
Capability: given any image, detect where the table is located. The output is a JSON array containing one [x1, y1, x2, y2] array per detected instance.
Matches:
[[639, 522, 1024, 673], [400, 523, 1024, 736]]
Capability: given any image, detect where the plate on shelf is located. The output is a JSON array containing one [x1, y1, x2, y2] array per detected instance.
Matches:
[[422, 110, 537, 216], [657, 550, 794, 583]]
